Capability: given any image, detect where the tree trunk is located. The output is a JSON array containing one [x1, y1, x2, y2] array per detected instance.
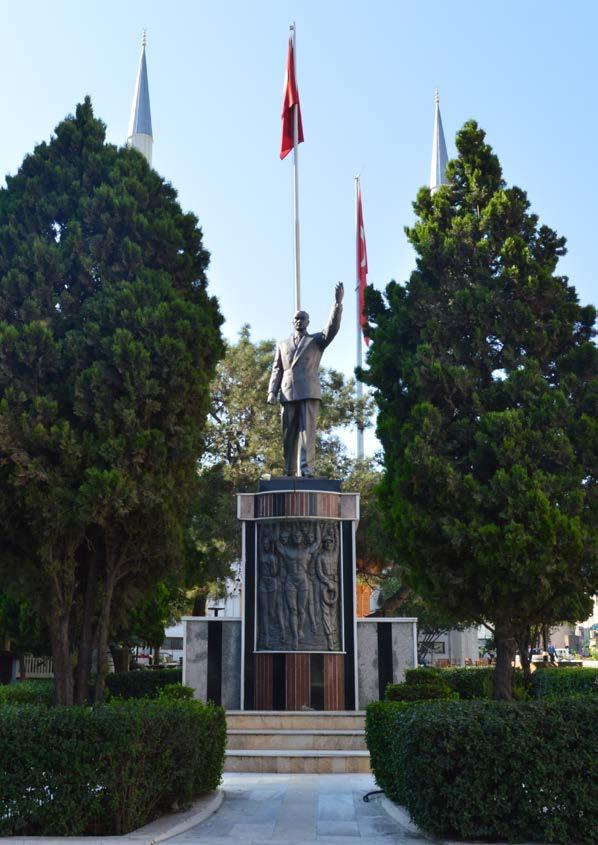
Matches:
[[76, 545, 98, 705], [46, 548, 77, 705], [93, 567, 116, 704], [18, 652, 26, 681], [493, 618, 515, 700], [153, 644, 161, 666], [49, 606, 73, 705], [193, 591, 208, 616], [515, 624, 532, 688], [111, 645, 130, 673]]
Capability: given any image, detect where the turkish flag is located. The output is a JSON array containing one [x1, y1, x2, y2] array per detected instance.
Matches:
[[280, 38, 304, 159], [357, 184, 369, 345]]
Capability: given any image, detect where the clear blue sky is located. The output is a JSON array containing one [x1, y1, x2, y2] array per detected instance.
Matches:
[[1, 1, 595, 455]]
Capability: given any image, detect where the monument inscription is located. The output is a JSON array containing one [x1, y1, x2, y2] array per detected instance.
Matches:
[[256, 519, 342, 652]]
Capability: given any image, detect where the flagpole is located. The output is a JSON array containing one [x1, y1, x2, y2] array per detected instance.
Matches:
[[291, 22, 301, 312], [355, 176, 364, 459]]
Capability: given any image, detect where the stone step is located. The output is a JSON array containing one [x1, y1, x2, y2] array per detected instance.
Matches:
[[225, 710, 366, 731], [224, 748, 371, 774], [227, 728, 367, 751]]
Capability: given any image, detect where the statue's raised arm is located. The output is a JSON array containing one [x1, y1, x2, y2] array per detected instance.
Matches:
[[320, 282, 344, 348]]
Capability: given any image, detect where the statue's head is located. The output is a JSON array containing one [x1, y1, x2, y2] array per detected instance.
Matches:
[[293, 310, 310, 333], [291, 526, 303, 545], [262, 533, 271, 551]]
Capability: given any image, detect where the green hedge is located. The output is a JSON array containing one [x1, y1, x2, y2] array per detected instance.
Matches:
[[365, 700, 413, 798], [403, 667, 442, 685], [531, 667, 598, 698], [0, 698, 226, 835], [386, 666, 453, 702], [435, 665, 596, 700], [440, 666, 495, 698], [366, 696, 598, 844], [159, 683, 195, 701], [0, 680, 54, 706], [438, 666, 525, 699], [386, 682, 453, 702], [105, 667, 182, 699]]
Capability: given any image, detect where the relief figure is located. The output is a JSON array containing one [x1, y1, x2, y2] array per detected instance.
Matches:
[[258, 527, 286, 648], [303, 521, 320, 634], [316, 526, 340, 650], [276, 522, 321, 650]]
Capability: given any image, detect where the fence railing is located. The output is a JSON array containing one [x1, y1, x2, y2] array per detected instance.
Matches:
[[23, 654, 54, 678]]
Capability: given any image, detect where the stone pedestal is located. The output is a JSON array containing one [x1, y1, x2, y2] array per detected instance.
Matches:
[[239, 478, 359, 711], [183, 477, 418, 712]]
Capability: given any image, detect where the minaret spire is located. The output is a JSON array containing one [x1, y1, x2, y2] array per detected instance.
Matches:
[[127, 31, 153, 165], [429, 88, 448, 194]]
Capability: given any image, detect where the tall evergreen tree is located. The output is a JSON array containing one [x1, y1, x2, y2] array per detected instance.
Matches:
[[362, 121, 597, 698], [0, 99, 223, 703]]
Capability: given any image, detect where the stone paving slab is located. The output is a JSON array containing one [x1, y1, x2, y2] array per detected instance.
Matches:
[[167, 773, 422, 844]]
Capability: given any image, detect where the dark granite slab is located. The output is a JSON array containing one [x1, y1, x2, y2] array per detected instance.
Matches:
[[258, 477, 341, 493]]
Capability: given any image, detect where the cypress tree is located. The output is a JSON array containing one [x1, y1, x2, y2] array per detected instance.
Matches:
[[0, 99, 223, 703], [363, 121, 597, 698]]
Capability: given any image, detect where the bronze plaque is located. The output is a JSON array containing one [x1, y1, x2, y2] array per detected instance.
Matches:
[[256, 520, 343, 652]]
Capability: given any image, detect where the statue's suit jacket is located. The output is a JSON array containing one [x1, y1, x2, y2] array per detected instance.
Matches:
[[268, 303, 343, 402]]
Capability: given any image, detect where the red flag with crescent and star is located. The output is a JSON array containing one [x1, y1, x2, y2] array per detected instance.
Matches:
[[357, 184, 369, 345], [280, 38, 304, 159]]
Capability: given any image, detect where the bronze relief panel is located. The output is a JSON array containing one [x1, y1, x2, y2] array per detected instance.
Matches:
[[256, 520, 343, 652]]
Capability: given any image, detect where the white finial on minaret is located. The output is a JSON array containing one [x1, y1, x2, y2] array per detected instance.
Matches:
[[127, 31, 153, 166], [429, 88, 448, 194]]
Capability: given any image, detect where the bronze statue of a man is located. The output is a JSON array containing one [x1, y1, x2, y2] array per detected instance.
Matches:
[[267, 283, 344, 476]]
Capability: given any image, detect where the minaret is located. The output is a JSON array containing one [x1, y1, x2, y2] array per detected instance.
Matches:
[[127, 31, 153, 165], [429, 89, 448, 194]]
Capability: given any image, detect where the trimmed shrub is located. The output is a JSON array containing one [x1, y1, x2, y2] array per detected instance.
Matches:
[[0, 680, 54, 706], [105, 667, 182, 699], [441, 666, 525, 699], [366, 700, 413, 798], [531, 666, 598, 698], [159, 683, 194, 701], [0, 698, 226, 835], [385, 682, 453, 702], [403, 667, 443, 685], [366, 696, 598, 844], [441, 665, 494, 698]]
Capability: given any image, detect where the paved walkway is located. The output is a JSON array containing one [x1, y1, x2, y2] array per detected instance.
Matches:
[[168, 773, 425, 845]]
